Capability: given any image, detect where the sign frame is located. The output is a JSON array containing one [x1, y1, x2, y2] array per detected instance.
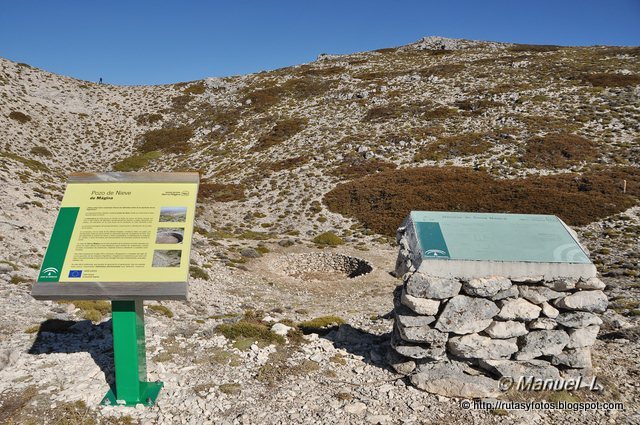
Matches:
[[32, 172, 199, 301]]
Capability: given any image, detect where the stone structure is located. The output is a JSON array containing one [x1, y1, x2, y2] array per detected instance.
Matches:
[[388, 212, 607, 398]]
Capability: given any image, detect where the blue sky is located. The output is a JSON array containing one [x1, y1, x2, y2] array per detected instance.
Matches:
[[1, 1, 638, 85]]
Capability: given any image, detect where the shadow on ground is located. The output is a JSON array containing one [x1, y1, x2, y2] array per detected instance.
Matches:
[[27, 319, 115, 391]]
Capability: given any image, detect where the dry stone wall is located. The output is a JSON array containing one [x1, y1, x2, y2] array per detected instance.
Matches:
[[389, 225, 608, 398]]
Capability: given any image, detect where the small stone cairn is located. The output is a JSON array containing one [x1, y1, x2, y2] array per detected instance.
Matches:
[[388, 224, 608, 398]]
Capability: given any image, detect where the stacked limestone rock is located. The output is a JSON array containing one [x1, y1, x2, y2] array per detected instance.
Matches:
[[388, 228, 608, 399]]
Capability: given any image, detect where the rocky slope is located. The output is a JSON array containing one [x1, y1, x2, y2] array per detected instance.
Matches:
[[0, 36, 639, 424]]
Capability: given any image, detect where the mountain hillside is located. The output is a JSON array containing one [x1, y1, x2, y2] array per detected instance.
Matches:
[[1, 37, 639, 423]]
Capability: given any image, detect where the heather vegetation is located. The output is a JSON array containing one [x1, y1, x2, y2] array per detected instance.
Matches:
[[251, 117, 307, 152], [324, 166, 640, 236], [198, 182, 246, 202], [138, 126, 194, 154], [521, 133, 597, 167]]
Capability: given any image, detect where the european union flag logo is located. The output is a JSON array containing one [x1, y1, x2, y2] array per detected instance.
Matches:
[[69, 270, 83, 278]]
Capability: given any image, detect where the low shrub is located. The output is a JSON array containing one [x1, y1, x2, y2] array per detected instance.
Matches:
[[198, 182, 246, 202], [183, 81, 206, 95], [135, 113, 163, 125], [298, 316, 345, 334], [148, 304, 174, 318], [331, 156, 396, 179], [522, 133, 597, 167], [419, 64, 465, 78], [138, 126, 194, 154], [582, 73, 640, 88], [112, 151, 162, 171], [313, 232, 344, 246], [216, 321, 285, 346], [268, 155, 309, 172], [414, 133, 492, 161], [508, 44, 561, 53], [324, 166, 640, 236], [190, 265, 209, 280], [29, 146, 52, 157], [8, 111, 31, 123], [251, 118, 307, 151]]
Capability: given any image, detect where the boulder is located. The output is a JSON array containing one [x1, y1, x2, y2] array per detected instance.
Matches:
[[448, 333, 518, 359], [397, 324, 448, 345], [391, 343, 446, 361], [554, 290, 608, 313], [518, 286, 563, 304], [497, 298, 541, 321], [577, 277, 606, 290], [484, 320, 528, 339], [566, 326, 599, 348], [491, 286, 520, 301], [511, 276, 544, 284], [478, 359, 560, 380], [556, 311, 603, 328], [541, 302, 559, 318], [391, 331, 446, 360], [551, 348, 592, 368], [411, 361, 502, 398], [386, 348, 416, 375], [528, 318, 557, 330], [462, 276, 512, 298], [435, 295, 499, 334], [405, 273, 461, 299], [395, 313, 436, 328], [515, 330, 569, 360], [400, 289, 440, 316], [543, 278, 577, 291]]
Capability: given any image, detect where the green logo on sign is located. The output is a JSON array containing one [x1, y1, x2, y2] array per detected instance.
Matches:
[[37, 207, 79, 283]]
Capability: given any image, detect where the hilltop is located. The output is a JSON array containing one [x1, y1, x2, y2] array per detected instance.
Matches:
[[0, 37, 639, 423]]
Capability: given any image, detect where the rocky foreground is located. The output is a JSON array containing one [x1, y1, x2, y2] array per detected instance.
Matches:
[[0, 36, 639, 423]]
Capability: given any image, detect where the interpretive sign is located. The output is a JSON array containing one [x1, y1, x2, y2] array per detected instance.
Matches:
[[401, 211, 596, 279], [31, 172, 199, 407], [32, 172, 199, 300]]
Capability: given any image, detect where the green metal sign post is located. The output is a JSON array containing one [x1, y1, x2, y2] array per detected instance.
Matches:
[[101, 300, 163, 406]]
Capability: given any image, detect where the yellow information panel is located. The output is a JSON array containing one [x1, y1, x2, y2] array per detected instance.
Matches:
[[37, 177, 198, 285]]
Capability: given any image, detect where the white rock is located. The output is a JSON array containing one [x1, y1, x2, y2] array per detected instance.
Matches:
[[405, 273, 461, 299], [435, 295, 499, 334], [515, 330, 569, 360], [448, 333, 518, 359], [541, 302, 559, 318], [528, 318, 557, 330], [411, 361, 501, 398], [577, 277, 606, 290], [543, 278, 577, 291], [567, 325, 599, 348], [270, 323, 292, 336], [556, 311, 603, 328], [551, 348, 592, 368], [463, 276, 512, 298], [344, 402, 367, 415], [478, 359, 560, 380], [518, 286, 563, 304], [400, 289, 440, 315], [497, 298, 541, 321], [554, 290, 608, 313], [484, 320, 528, 339]]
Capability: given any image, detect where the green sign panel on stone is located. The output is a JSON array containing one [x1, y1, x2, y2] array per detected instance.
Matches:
[[411, 211, 591, 264]]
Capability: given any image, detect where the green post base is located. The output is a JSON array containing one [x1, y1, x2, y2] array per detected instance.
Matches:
[[100, 300, 163, 407], [101, 381, 163, 407]]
